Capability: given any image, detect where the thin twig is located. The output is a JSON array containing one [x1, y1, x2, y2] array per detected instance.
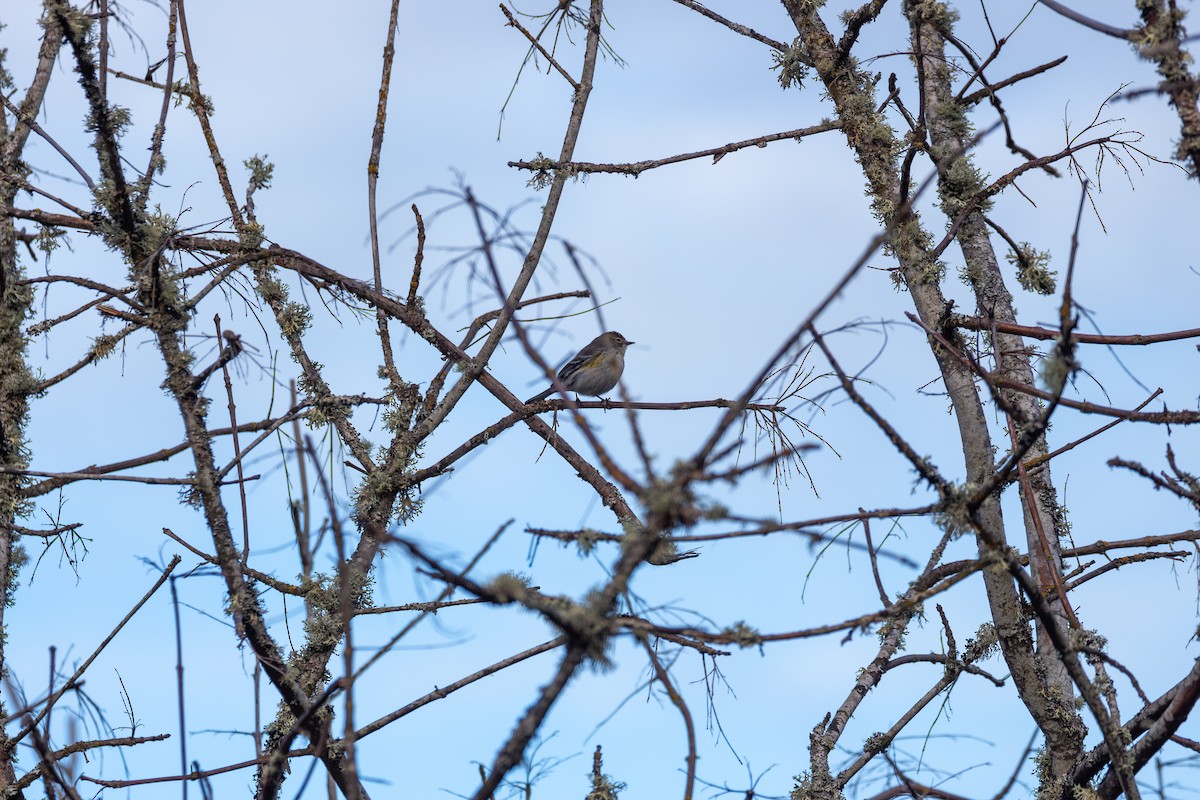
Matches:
[[1036, 0, 1132, 40], [509, 121, 840, 177], [12, 556, 181, 746], [500, 4, 579, 89]]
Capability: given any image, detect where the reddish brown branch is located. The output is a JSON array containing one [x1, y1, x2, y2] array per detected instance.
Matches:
[[960, 55, 1070, 106], [952, 315, 1200, 346]]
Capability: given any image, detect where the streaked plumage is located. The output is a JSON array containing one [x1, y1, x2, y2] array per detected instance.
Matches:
[[525, 331, 634, 404]]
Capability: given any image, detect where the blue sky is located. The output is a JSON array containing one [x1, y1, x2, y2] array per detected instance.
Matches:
[[3, 1, 1199, 798]]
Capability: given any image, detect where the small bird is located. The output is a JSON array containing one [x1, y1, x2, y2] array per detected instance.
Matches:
[[525, 331, 634, 404]]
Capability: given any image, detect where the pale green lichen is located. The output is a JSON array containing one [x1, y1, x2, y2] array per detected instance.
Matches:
[[523, 152, 570, 190], [938, 157, 990, 217], [963, 622, 999, 663], [906, 0, 961, 28], [722, 620, 762, 648], [1039, 351, 1074, 394], [1006, 243, 1056, 295], [771, 37, 809, 90], [277, 301, 312, 338], [89, 334, 119, 360], [931, 482, 977, 540], [575, 528, 601, 556], [239, 221, 265, 249], [244, 154, 274, 192], [790, 770, 845, 800], [586, 747, 626, 800], [571, 590, 616, 667], [586, 771, 626, 800], [862, 731, 888, 755], [33, 225, 66, 255], [488, 571, 532, 603]]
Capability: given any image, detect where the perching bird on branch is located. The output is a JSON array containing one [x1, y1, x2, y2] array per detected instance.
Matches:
[[526, 331, 634, 404]]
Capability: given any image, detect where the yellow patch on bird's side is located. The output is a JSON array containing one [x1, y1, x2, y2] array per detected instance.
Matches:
[[582, 354, 605, 369]]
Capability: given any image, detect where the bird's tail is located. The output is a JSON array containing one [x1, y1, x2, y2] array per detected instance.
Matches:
[[525, 387, 554, 404]]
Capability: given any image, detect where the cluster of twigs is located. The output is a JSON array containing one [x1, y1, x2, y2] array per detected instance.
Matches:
[[1, 1, 1199, 799]]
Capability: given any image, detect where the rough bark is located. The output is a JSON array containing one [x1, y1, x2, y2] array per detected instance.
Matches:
[[779, 1, 1082, 793], [903, 2, 1084, 790], [0, 6, 64, 796]]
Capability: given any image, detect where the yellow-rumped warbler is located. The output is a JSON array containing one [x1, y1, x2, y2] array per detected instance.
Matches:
[[525, 331, 634, 404]]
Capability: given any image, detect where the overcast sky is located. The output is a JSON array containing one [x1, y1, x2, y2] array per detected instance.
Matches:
[[3, 1, 1199, 798]]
